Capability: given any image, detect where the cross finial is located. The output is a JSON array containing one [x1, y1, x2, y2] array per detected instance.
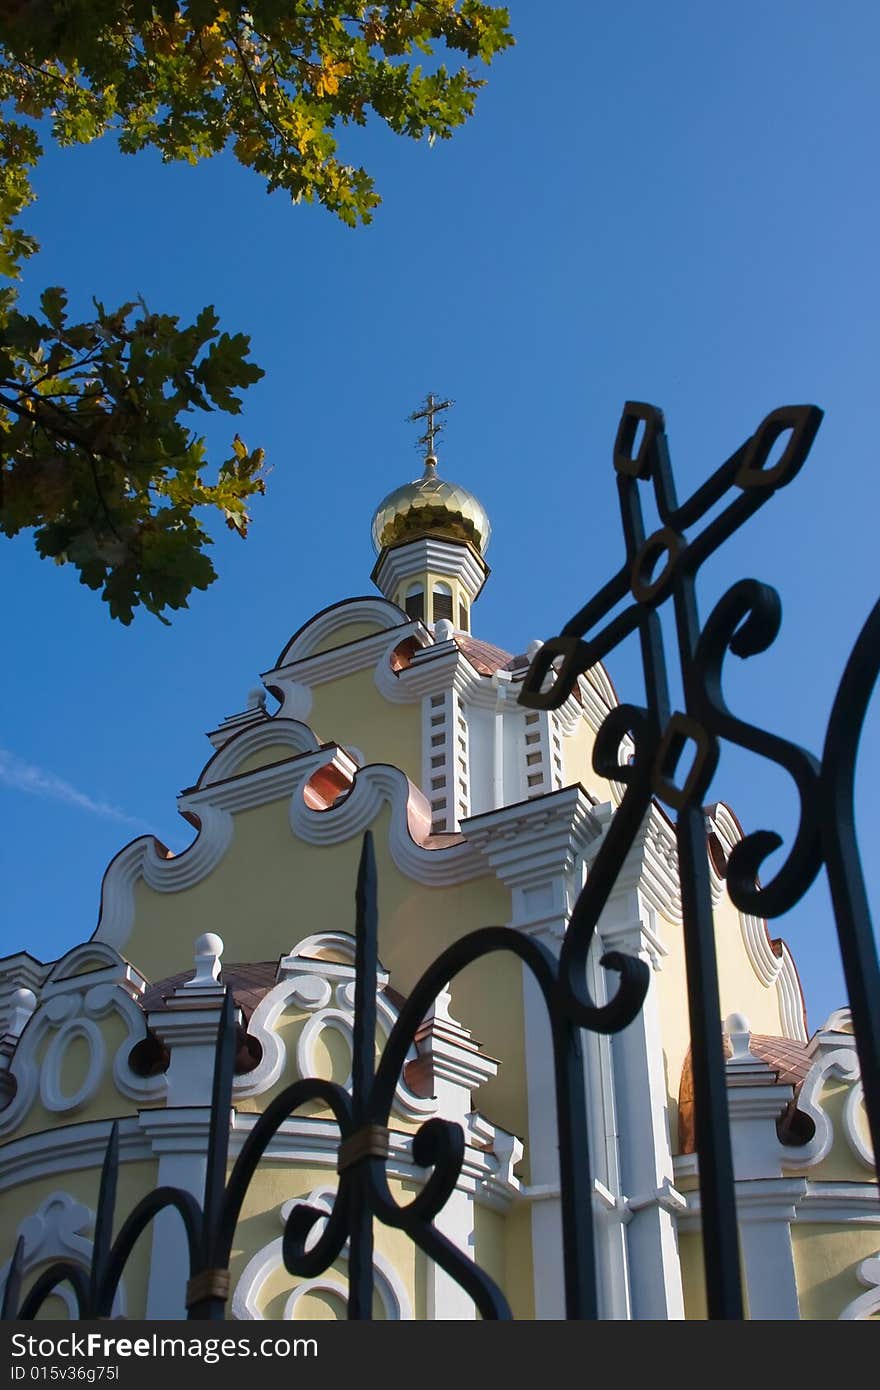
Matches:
[[407, 392, 453, 465]]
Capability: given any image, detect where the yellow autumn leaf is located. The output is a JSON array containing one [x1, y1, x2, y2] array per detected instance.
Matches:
[[315, 60, 350, 98]]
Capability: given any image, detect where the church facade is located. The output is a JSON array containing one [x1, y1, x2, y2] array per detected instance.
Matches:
[[0, 408, 877, 1320]]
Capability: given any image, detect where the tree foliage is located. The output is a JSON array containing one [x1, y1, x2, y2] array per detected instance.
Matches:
[[0, 2, 512, 621]]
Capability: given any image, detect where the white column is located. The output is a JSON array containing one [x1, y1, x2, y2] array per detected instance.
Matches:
[[463, 789, 608, 1318], [601, 888, 686, 1320]]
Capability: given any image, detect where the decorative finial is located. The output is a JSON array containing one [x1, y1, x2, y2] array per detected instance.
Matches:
[[186, 933, 224, 990], [724, 1012, 754, 1063], [407, 392, 453, 465]]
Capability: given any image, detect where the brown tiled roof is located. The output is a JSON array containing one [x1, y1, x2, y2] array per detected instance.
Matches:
[[140, 961, 278, 1021], [454, 633, 525, 677], [678, 1033, 815, 1154], [747, 1034, 814, 1088]]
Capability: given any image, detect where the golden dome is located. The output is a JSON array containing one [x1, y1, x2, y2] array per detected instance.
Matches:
[[371, 456, 491, 556]]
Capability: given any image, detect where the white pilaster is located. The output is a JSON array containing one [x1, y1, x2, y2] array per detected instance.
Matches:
[[602, 888, 685, 1319], [409, 986, 498, 1319], [463, 789, 606, 1318], [725, 1014, 802, 1320], [143, 935, 237, 1318]]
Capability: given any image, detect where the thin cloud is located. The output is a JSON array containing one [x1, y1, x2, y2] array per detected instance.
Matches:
[[0, 748, 148, 829]]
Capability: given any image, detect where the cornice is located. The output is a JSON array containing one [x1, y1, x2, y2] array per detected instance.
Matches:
[[0, 1110, 520, 1211], [194, 718, 321, 787], [0, 1115, 151, 1191], [265, 618, 431, 692], [461, 786, 602, 890], [372, 536, 487, 602], [584, 801, 684, 924]]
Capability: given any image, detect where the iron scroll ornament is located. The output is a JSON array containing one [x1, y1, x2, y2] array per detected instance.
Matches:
[[1, 831, 648, 1323], [520, 400, 880, 1319]]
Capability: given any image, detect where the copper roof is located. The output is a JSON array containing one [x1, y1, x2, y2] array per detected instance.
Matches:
[[454, 633, 525, 677], [140, 961, 278, 1021], [678, 1033, 815, 1154]]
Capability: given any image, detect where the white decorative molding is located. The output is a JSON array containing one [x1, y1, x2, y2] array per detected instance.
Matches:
[[843, 1082, 874, 1170], [463, 786, 601, 893], [372, 536, 487, 608], [375, 637, 487, 708], [196, 719, 321, 787], [782, 1039, 862, 1172], [272, 596, 410, 668], [839, 1252, 880, 1320], [39, 1017, 105, 1114], [268, 621, 430, 695], [674, 1168, 880, 1227], [0, 1192, 125, 1318], [583, 801, 683, 926], [0, 987, 37, 1107], [0, 950, 164, 1134], [231, 1188, 412, 1320], [205, 704, 269, 752], [0, 1117, 151, 1191], [289, 759, 486, 885], [795, 1184, 880, 1224], [92, 810, 234, 953], [237, 932, 489, 1125], [0, 953, 48, 1000], [575, 664, 619, 734]]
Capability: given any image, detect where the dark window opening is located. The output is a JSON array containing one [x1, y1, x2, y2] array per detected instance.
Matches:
[[405, 590, 425, 622], [433, 589, 454, 623]]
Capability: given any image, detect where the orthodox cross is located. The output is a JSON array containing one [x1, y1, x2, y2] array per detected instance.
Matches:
[[408, 392, 453, 460]]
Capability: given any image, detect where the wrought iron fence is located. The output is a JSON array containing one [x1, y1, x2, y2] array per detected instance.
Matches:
[[2, 400, 879, 1321]]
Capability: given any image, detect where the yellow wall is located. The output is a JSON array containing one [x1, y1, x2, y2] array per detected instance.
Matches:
[[793, 1223, 880, 1319], [230, 745, 318, 778], [678, 1231, 707, 1320], [308, 668, 422, 783], [309, 621, 387, 656]]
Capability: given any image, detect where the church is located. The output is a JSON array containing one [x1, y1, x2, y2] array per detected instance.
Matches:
[[0, 398, 877, 1320]]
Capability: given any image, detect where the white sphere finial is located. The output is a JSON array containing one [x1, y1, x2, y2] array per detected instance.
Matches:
[[434, 618, 455, 644], [725, 1011, 753, 1063], [7, 988, 37, 1037], [526, 639, 544, 661], [187, 933, 224, 989]]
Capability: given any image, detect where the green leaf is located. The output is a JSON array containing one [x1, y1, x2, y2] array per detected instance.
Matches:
[[39, 286, 68, 329]]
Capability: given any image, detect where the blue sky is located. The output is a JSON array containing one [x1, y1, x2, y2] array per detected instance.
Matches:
[[1, 1, 877, 1031]]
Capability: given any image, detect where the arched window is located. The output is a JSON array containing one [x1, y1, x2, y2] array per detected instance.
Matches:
[[432, 581, 453, 624], [404, 583, 425, 622], [458, 600, 469, 633]]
